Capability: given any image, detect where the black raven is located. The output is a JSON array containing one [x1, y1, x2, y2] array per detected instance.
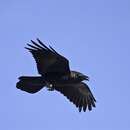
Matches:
[[16, 39, 96, 112]]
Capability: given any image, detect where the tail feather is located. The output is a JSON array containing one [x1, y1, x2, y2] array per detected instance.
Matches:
[[16, 76, 45, 94]]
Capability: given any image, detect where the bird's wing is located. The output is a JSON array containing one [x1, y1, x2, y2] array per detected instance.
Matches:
[[54, 82, 96, 112], [25, 39, 70, 76]]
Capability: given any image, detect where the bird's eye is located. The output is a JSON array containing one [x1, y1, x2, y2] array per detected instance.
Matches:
[[75, 73, 78, 77], [74, 73, 78, 78]]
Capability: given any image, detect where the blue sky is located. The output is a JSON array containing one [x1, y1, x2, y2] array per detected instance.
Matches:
[[0, 0, 130, 130]]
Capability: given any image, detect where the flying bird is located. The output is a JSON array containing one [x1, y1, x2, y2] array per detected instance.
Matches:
[[16, 39, 96, 112]]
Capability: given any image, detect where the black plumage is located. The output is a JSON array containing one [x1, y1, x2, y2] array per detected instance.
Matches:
[[16, 39, 96, 112]]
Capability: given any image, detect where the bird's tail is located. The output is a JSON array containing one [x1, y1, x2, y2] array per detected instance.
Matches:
[[16, 76, 46, 94]]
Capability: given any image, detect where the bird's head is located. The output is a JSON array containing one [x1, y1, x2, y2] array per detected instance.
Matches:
[[70, 71, 89, 81]]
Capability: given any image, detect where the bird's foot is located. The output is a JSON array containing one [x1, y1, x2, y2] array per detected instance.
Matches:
[[46, 83, 54, 91], [47, 87, 54, 91]]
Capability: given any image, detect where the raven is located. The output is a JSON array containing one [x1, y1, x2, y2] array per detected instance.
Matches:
[[16, 39, 96, 112]]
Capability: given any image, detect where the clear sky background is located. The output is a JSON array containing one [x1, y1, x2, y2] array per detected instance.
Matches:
[[0, 0, 130, 130]]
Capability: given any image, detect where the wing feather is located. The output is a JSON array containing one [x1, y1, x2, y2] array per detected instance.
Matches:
[[25, 39, 70, 76], [54, 82, 96, 112]]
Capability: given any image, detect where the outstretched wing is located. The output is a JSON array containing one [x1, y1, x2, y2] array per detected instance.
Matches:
[[54, 82, 96, 112], [25, 39, 70, 76]]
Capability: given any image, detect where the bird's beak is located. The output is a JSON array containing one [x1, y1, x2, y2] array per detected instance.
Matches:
[[79, 74, 89, 81], [83, 75, 90, 81]]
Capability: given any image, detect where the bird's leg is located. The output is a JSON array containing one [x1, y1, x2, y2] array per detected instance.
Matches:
[[46, 82, 54, 91]]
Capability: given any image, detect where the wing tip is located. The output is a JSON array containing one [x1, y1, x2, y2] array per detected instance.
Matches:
[[24, 47, 33, 51]]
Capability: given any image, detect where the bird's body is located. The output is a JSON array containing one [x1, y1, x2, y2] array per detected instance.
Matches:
[[43, 71, 89, 84], [16, 39, 96, 112]]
